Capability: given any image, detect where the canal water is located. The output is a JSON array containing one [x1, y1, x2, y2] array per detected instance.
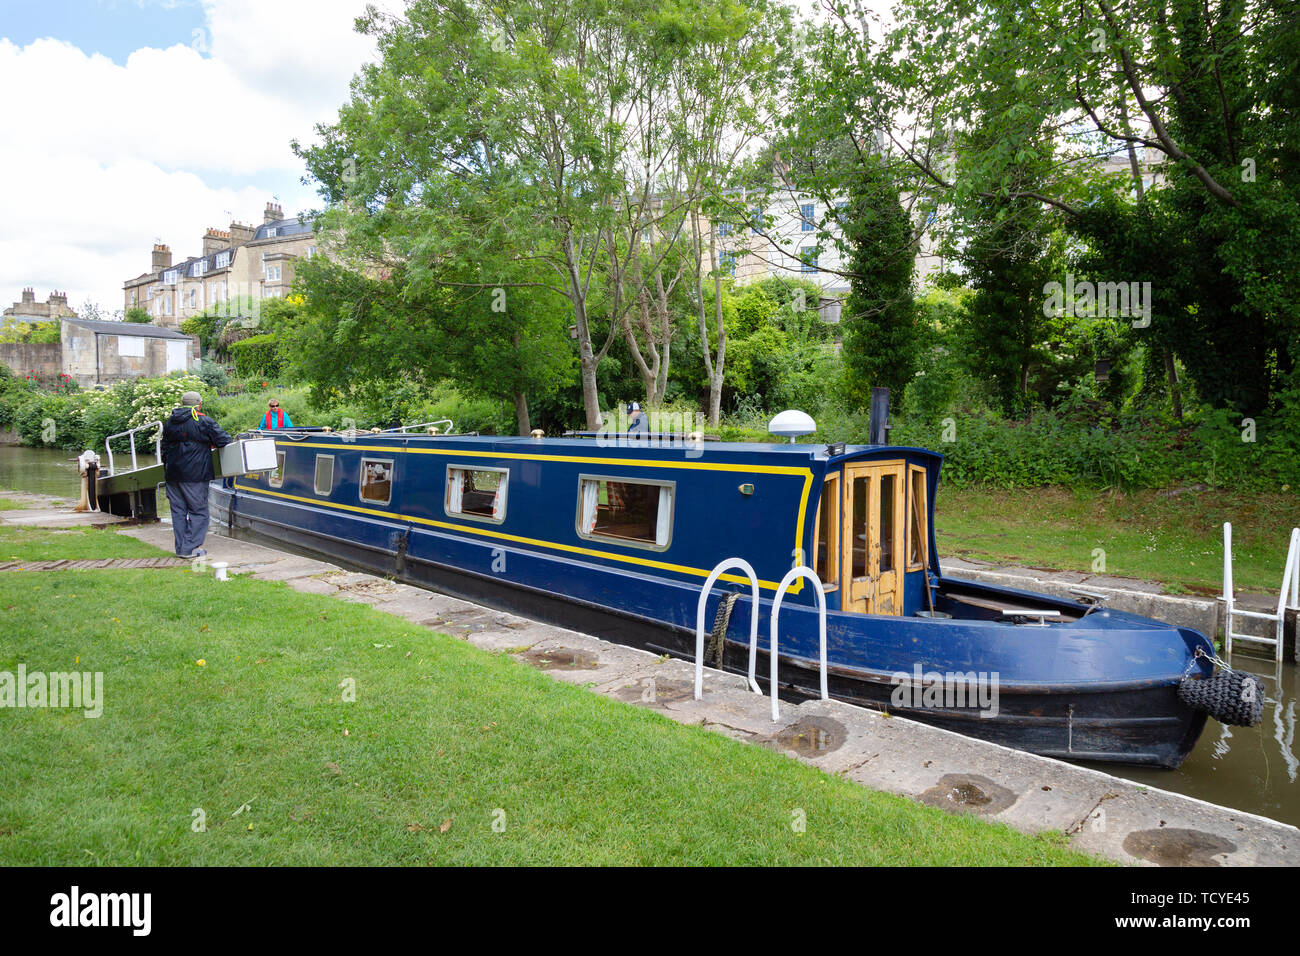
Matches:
[[1, 442, 1297, 826]]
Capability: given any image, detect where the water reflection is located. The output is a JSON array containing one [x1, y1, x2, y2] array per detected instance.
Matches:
[[1106, 654, 1299, 827]]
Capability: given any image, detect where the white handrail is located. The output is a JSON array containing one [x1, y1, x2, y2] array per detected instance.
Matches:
[[384, 419, 454, 434], [693, 558, 763, 701], [104, 420, 162, 476], [768, 566, 829, 721], [1222, 522, 1300, 662]]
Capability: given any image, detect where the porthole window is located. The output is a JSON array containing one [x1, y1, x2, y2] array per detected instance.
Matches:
[[576, 475, 673, 550]]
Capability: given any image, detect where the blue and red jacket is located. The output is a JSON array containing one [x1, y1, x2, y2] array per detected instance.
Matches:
[[261, 407, 293, 429]]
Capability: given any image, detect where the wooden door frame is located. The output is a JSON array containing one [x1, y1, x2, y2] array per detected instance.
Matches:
[[841, 459, 906, 615]]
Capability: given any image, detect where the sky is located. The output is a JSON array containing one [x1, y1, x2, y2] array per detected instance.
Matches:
[[0, 0, 380, 314]]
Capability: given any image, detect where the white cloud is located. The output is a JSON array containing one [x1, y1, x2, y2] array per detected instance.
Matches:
[[0, 0, 378, 312]]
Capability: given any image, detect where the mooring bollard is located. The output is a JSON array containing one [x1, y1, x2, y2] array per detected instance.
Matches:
[[212, 561, 229, 582]]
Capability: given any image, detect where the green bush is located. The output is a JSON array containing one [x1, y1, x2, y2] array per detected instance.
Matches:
[[228, 334, 283, 378], [196, 358, 229, 392]]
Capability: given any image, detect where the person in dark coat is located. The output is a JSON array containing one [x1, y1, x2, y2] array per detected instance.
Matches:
[[161, 390, 233, 558]]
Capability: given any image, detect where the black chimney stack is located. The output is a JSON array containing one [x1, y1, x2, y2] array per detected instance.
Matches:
[[869, 387, 891, 444]]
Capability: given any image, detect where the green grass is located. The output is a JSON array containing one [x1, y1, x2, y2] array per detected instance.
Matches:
[[935, 486, 1300, 595], [0, 568, 1101, 865], [0, 497, 27, 511], [0, 526, 170, 562]]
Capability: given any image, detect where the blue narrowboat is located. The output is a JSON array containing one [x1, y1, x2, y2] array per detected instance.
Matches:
[[210, 426, 1228, 768]]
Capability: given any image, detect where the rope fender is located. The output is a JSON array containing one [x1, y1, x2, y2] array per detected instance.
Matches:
[[1177, 655, 1264, 727]]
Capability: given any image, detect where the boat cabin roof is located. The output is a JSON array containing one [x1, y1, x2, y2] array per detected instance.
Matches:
[[272, 430, 944, 470]]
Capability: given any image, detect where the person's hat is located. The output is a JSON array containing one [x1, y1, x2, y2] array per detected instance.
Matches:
[[628, 402, 640, 413], [181, 391, 202, 406]]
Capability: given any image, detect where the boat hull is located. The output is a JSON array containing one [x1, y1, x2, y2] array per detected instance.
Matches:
[[213, 483, 1207, 769]]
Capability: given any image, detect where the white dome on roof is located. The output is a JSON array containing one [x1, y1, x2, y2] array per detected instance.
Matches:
[[768, 409, 816, 443]]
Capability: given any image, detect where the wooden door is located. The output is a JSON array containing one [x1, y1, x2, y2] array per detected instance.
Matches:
[[841, 461, 906, 615]]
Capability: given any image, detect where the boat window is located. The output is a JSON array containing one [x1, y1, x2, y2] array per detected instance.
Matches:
[[879, 473, 896, 574], [851, 475, 868, 578], [360, 457, 394, 505], [446, 466, 507, 523], [314, 454, 334, 496], [268, 451, 285, 488], [814, 474, 839, 589], [907, 465, 927, 570], [577, 476, 673, 550]]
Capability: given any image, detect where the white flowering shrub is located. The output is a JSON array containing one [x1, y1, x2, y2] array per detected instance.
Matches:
[[127, 375, 205, 445]]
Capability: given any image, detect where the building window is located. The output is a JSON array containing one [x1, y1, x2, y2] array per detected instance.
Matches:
[[359, 458, 394, 505], [268, 451, 286, 488], [117, 336, 145, 358], [801, 203, 815, 231], [307, 246, 317, 258], [799, 245, 818, 273], [718, 222, 732, 237], [163, 270, 178, 285], [216, 251, 230, 269], [314, 454, 335, 496], [718, 251, 736, 276], [576, 476, 674, 550], [193, 261, 207, 277], [445, 466, 507, 523], [751, 207, 764, 235], [265, 266, 282, 282], [267, 227, 278, 238]]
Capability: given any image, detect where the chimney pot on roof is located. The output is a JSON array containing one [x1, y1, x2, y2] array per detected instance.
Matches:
[[264, 202, 283, 224], [152, 243, 173, 274]]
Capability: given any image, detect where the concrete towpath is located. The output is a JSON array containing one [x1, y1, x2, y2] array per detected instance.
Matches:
[[97, 519, 1297, 867]]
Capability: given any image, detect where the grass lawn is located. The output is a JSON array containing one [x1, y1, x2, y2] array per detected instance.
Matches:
[[935, 486, 1300, 595], [0, 567, 1100, 866], [0, 498, 28, 511], [0, 525, 170, 562]]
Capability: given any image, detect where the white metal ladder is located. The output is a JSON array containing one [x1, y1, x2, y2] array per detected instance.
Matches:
[[1222, 522, 1300, 662], [694, 558, 829, 721]]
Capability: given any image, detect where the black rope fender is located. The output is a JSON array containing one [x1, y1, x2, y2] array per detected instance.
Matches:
[[1177, 649, 1265, 727], [708, 592, 742, 669]]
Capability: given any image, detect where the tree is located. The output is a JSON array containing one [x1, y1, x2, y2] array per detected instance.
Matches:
[[295, 0, 787, 430], [124, 307, 151, 324], [958, 196, 1065, 415], [839, 155, 919, 408], [285, 255, 574, 435], [789, 0, 1300, 415]]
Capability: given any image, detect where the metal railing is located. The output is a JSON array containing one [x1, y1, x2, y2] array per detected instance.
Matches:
[[384, 419, 454, 434], [104, 421, 162, 476], [1222, 521, 1300, 662], [693, 558, 829, 722], [694, 558, 763, 702], [769, 567, 829, 721]]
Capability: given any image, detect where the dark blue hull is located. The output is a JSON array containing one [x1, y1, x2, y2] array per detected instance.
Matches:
[[211, 437, 1213, 769]]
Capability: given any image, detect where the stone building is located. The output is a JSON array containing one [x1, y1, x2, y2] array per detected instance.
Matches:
[[59, 319, 197, 386], [123, 202, 316, 330], [0, 319, 198, 386], [3, 288, 78, 323]]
